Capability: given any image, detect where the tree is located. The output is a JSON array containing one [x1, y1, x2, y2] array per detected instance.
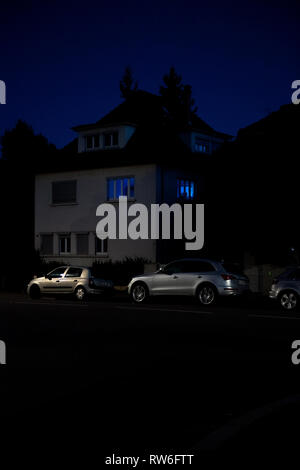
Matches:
[[1, 119, 56, 170], [159, 67, 197, 128], [182, 84, 198, 123], [0, 121, 57, 287], [120, 66, 138, 99]]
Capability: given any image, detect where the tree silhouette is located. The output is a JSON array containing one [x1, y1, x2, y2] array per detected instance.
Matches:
[[120, 66, 138, 99], [1, 119, 56, 170], [159, 67, 197, 128], [0, 121, 57, 288], [182, 84, 198, 123]]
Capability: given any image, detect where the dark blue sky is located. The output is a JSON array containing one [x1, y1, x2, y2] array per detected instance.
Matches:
[[0, 0, 299, 149]]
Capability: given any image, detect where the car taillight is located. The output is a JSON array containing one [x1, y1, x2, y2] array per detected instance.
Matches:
[[221, 274, 237, 281]]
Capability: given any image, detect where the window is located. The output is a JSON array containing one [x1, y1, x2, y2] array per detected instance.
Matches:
[[85, 134, 100, 150], [95, 237, 108, 254], [288, 269, 300, 281], [47, 267, 67, 278], [65, 267, 83, 278], [163, 262, 185, 275], [212, 142, 221, 152], [181, 260, 216, 273], [222, 263, 244, 276], [107, 177, 135, 200], [94, 134, 100, 148], [194, 138, 210, 153], [59, 235, 71, 254], [40, 234, 53, 255], [86, 135, 93, 149], [104, 131, 119, 147], [52, 181, 77, 204], [177, 179, 195, 200], [76, 234, 89, 255]]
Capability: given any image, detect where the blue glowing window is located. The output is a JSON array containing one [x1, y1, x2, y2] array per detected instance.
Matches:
[[107, 177, 135, 200], [190, 181, 194, 198], [116, 179, 122, 198], [107, 178, 114, 200], [177, 179, 196, 200], [130, 177, 135, 198]]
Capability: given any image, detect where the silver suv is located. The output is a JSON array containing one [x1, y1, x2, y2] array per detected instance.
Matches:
[[269, 267, 300, 310], [27, 266, 113, 301], [128, 259, 249, 305]]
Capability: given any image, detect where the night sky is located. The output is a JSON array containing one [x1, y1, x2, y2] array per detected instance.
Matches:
[[0, 0, 299, 149]]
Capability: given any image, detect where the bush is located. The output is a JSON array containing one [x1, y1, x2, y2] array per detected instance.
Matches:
[[0, 251, 149, 291], [92, 257, 149, 285]]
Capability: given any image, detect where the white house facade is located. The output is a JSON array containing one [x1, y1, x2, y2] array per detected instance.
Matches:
[[34, 91, 230, 267]]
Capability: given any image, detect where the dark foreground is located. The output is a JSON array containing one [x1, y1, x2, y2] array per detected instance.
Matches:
[[1, 292, 300, 463]]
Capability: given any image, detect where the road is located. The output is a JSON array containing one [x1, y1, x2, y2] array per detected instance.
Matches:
[[1, 292, 300, 460]]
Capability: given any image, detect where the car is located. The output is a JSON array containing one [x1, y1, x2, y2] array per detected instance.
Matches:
[[128, 258, 250, 305], [27, 266, 114, 301], [269, 267, 300, 310]]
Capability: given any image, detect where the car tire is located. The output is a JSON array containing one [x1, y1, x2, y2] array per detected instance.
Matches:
[[131, 282, 149, 304], [279, 290, 298, 311], [29, 284, 41, 300], [197, 284, 217, 306], [75, 286, 87, 301]]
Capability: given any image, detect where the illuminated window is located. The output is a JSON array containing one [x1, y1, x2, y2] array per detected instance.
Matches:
[[177, 179, 195, 200], [107, 177, 135, 200]]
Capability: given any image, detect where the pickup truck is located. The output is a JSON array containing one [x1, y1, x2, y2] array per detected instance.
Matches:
[[27, 265, 114, 300]]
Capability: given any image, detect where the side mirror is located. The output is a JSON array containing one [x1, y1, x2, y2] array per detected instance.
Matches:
[[46, 274, 52, 280], [157, 264, 166, 273]]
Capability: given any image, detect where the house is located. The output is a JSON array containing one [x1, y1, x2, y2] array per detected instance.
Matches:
[[35, 91, 230, 268]]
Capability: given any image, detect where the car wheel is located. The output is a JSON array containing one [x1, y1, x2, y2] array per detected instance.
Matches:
[[29, 284, 40, 299], [75, 286, 87, 301], [279, 291, 298, 311], [131, 282, 149, 304], [197, 284, 217, 306]]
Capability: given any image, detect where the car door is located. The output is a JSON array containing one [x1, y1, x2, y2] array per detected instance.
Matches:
[[178, 260, 217, 295], [286, 268, 300, 294], [39, 267, 68, 293], [58, 267, 83, 293], [151, 261, 186, 295], [171, 260, 202, 295]]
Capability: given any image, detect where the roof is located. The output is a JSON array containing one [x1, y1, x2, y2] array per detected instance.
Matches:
[[72, 90, 231, 139], [237, 104, 300, 140], [72, 91, 164, 131], [38, 90, 231, 174]]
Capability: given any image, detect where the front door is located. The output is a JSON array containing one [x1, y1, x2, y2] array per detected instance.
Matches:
[[58, 267, 83, 293], [151, 261, 186, 295], [40, 266, 68, 294]]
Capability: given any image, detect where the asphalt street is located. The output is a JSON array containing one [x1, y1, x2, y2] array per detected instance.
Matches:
[[1, 292, 300, 461]]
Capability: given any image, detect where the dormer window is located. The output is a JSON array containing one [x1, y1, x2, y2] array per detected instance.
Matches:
[[104, 131, 119, 148], [85, 134, 100, 150], [194, 138, 210, 154]]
